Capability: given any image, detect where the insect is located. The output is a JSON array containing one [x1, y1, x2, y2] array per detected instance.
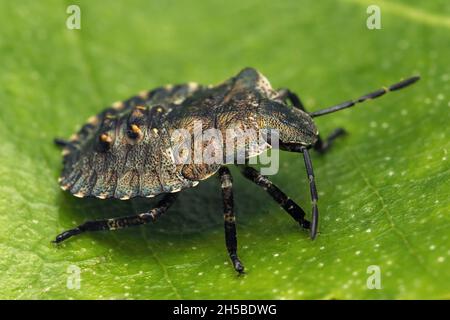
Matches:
[[54, 68, 419, 274]]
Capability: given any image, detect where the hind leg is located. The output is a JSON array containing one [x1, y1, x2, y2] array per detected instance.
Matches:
[[53, 193, 178, 243]]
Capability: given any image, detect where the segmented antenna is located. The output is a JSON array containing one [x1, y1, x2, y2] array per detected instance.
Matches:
[[309, 76, 420, 118]]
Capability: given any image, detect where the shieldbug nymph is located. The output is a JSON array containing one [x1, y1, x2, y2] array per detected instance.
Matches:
[[54, 68, 419, 274]]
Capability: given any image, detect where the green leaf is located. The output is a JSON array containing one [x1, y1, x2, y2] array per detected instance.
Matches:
[[0, 0, 449, 299]]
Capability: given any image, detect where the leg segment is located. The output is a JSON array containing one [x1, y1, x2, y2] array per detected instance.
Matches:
[[299, 147, 319, 239], [277, 88, 306, 111], [240, 166, 310, 229], [218, 167, 244, 274], [314, 128, 347, 153], [53, 193, 178, 243], [54, 138, 72, 148]]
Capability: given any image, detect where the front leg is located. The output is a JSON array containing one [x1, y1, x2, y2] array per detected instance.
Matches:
[[240, 166, 310, 230], [218, 167, 244, 274], [280, 144, 320, 239], [277, 88, 306, 111], [299, 147, 319, 239], [314, 128, 347, 153]]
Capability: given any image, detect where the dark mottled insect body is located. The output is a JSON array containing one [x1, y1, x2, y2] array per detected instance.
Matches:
[[54, 68, 420, 274], [59, 68, 317, 200]]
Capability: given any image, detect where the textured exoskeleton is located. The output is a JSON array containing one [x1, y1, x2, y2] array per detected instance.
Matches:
[[54, 68, 419, 274], [59, 68, 317, 199]]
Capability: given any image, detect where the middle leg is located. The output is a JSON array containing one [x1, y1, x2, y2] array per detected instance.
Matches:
[[218, 167, 244, 274]]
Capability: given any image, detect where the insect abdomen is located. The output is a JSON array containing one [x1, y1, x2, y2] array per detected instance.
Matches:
[[59, 83, 204, 199]]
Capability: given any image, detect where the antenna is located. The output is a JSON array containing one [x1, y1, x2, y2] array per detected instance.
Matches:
[[309, 76, 420, 118]]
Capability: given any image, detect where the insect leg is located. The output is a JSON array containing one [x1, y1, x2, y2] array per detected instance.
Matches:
[[240, 166, 310, 230], [54, 138, 72, 148], [314, 128, 347, 153], [52, 193, 178, 243], [299, 147, 319, 239], [218, 167, 245, 274], [277, 89, 306, 111]]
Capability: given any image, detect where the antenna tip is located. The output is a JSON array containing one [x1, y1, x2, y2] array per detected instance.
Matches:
[[408, 75, 421, 84], [389, 75, 421, 91]]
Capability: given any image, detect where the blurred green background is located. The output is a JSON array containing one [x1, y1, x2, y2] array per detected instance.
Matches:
[[0, 0, 449, 299]]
